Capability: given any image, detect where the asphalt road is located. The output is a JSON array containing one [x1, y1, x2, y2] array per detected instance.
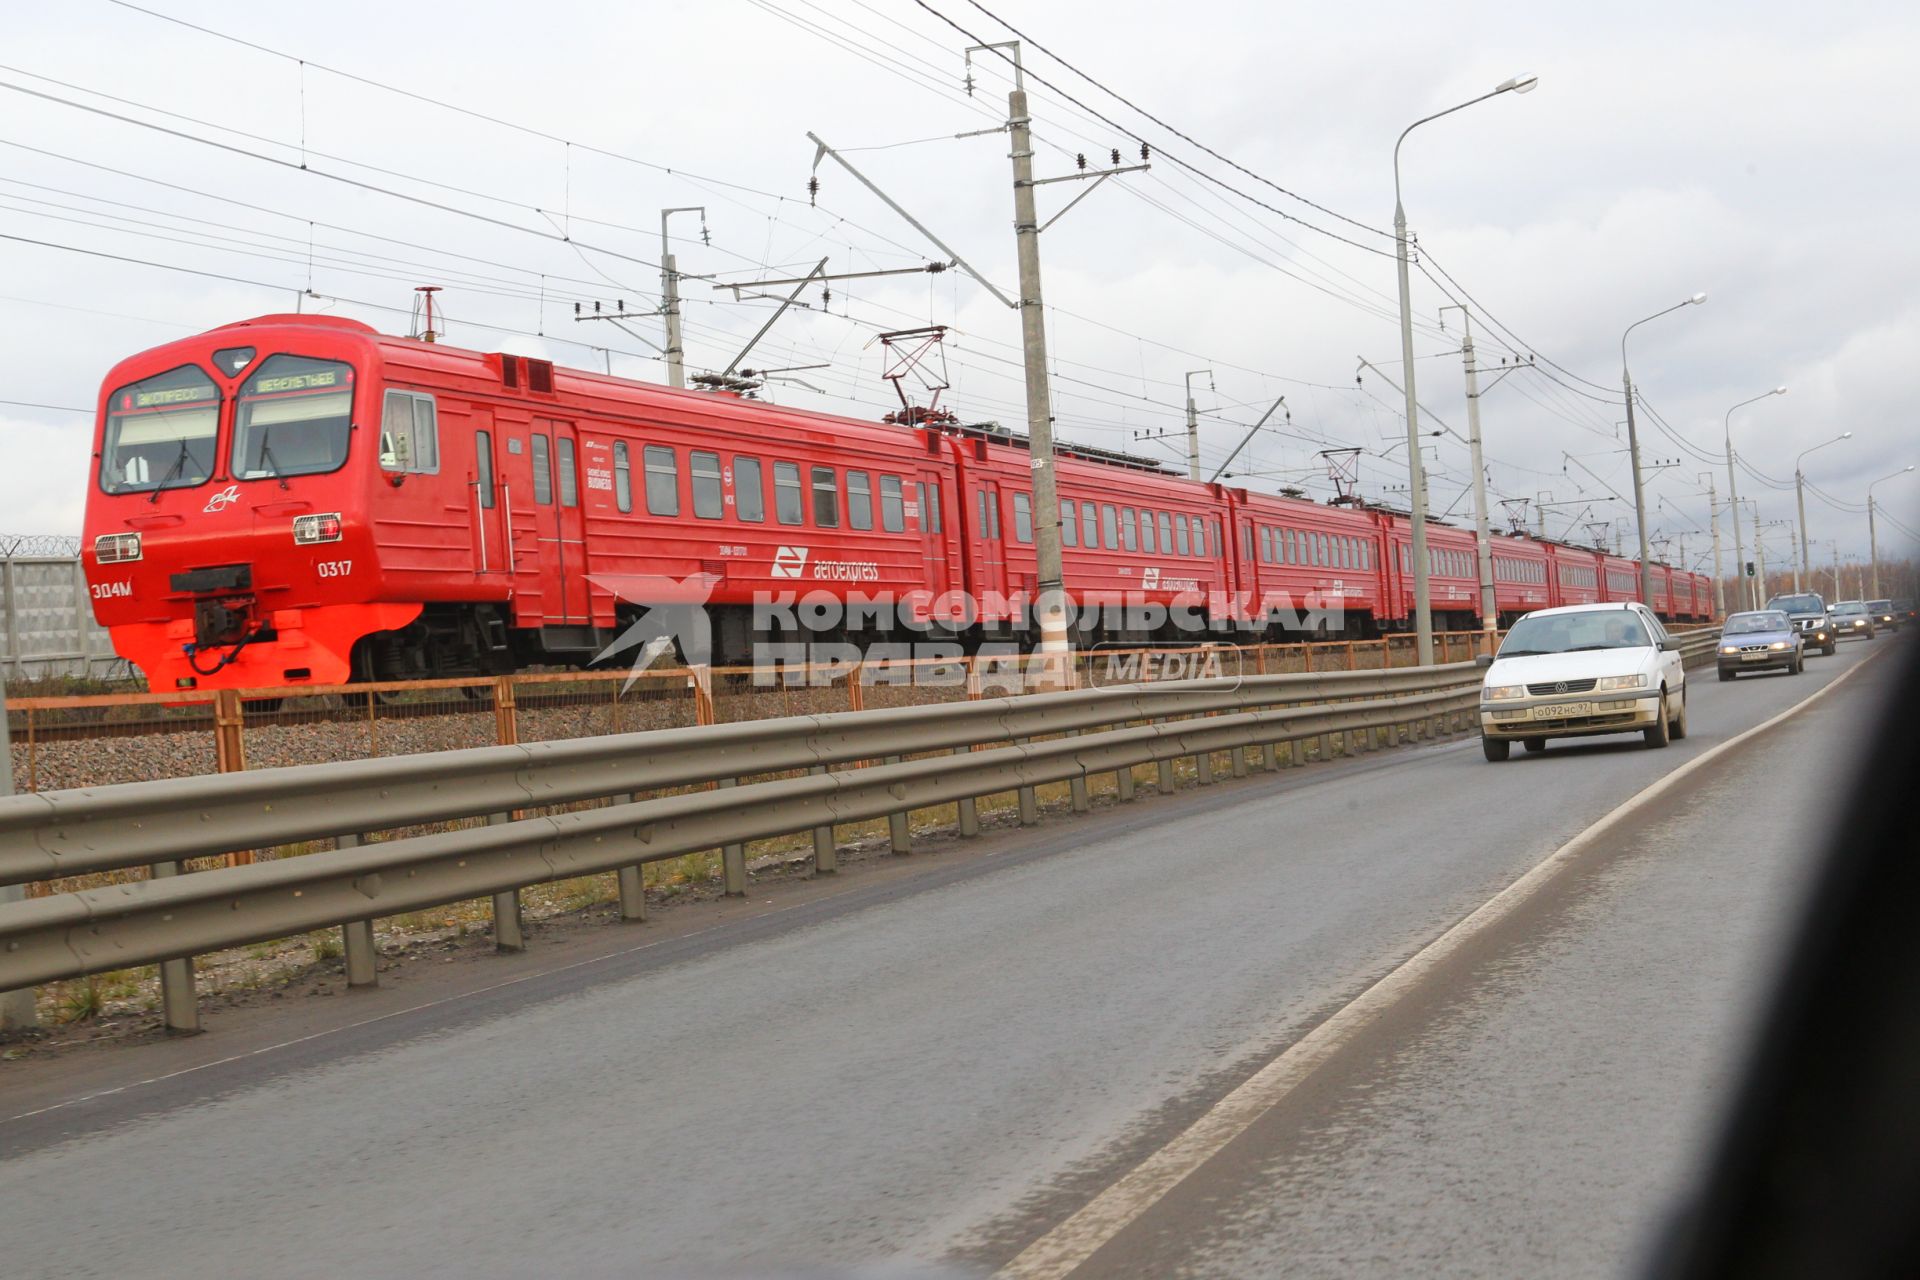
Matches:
[[0, 637, 1898, 1279]]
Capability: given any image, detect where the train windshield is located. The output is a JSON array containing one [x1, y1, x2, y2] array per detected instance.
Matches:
[[231, 354, 355, 480], [99, 364, 220, 494]]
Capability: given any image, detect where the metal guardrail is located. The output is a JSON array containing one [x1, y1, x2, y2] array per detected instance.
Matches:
[[0, 632, 1718, 1031], [0, 664, 1485, 1025]]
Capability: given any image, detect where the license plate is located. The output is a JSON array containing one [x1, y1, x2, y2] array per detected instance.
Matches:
[[1742, 652, 1770, 661], [1534, 702, 1592, 719]]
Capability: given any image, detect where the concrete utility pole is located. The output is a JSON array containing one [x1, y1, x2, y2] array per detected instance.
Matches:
[[1455, 314, 1497, 632], [965, 41, 1146, 677], [0, 669, 36, 1031], [1184, 370, 1212, 481], [1792, 431, 1850, 592], [1867, 465, 1916, 599], [660, 207, 705, 388], [1706, 473, 1726, 615], [1723, 386, 1787, 611]]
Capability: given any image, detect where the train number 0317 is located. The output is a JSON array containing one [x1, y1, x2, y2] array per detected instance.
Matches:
[[316, 560, 354, 578]]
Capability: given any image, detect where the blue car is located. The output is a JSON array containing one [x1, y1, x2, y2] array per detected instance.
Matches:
[[1717, 610, 1804, 680]]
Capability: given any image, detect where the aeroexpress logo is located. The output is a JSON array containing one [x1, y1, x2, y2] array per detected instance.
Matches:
[[203, 484, 241, 513], [771, 546, 809, 579]]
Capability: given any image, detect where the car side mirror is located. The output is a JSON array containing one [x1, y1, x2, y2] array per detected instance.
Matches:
[[1475, 653, 1495, 668], [1660, 637, 1681, 652]]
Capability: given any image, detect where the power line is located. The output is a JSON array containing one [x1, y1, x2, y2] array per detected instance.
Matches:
[[953, 0, 1391, 241]]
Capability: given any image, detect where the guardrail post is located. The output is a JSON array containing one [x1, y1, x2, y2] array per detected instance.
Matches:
[[721, 778, 751, 892], [147, 859, 200, 1034], [331, 833, 380, 986], [1115, 762, 1136, 801], [1195, 745, 1215, 784], [485, 812, 526, 950], [884, 758, 913, 853], [1069, 733, 1091, 812], [1318, 730, 1335, 760], [0, 674, 38, 1031], [1155, 720, 1176, 793], [1229, 745, 1248, 777], [810, 765, 843, 865], [617, 867, 648, 920], [1017, 740, 1039, 824]]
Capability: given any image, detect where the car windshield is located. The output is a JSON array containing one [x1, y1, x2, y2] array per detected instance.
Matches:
[[1724, 612, 1789, 635], [1766, 595, 1823, 614], [1869, 600, 1892, 611], [1499, 610, 1650, 656], [1833, 602, 1866, 615]]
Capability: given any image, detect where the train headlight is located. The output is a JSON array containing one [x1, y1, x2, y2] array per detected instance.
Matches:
[[293, 513, 344, 544], [93, 532, 142, 563]]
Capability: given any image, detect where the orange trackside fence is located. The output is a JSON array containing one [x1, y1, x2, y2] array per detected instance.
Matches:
[[2, 630, 1508, 800]]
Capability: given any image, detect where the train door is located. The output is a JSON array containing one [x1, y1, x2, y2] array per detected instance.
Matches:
[[913, 469, 952, 611], [975, 480, 1008, 615], [468, 407, 509, 579], [538, 418, 590, 624]]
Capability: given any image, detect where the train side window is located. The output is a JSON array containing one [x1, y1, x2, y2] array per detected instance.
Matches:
[[1142, 510, 1158, 554], [1157, 511, 1173, 554], [1175, 517, 1190, 556], [1120, 507, 1137, 552], [811, 466, 840, 528], [557, 436, 579, 507], [774, 461, 803, 524], [379, 390, 439, 473], [1013, 491, 1034, 543], [530, 433, 553, 505], [691, 451, 723, 519], [734, 456, 765, 522], [1260, 527, 1272, 563], [643, 445, 678, 516], [847, 470, 874, 531], [1061, 499, 1078, 547], [880, 476, 905, 532], [1101, 503, 1118, 550], [1191, 517, 1205, 557], [926, 481, 942, 533], [984, 489, 1000, 539], [612, 441, 632, 512], [475, 430, 496, 509], [1286, 529, 1296, 564], [1242, 523, 1253, 561], [1082, 503, 1098, 548], [1209, 519, 1221, 558]]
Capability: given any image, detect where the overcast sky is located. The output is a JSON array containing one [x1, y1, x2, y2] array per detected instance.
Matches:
[[4, 0, 1916, 579]]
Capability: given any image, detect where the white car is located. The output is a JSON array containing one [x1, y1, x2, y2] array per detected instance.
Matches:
[[1478, 602, 1688, 761]]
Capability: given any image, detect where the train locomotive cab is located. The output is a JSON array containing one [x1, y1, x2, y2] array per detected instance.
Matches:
[[81, 315, 429, 691]]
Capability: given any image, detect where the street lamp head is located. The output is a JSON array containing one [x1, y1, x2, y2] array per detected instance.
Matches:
[[1689, 292, 1708, 305], [1495, 74, 1540, 94], [1841, 431, 1853, 439], [1772, 385, 1788, 395]]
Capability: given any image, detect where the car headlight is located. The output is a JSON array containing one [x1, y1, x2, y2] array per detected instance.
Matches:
[[1485, 684, 1526, 701], [1594, 674, 1648, 691], [1768, 641, 1789, 650], [1720, 645, 1740, 655]]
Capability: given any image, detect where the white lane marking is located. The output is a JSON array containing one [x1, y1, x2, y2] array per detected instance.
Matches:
[[998, 646, 1889, 1279]]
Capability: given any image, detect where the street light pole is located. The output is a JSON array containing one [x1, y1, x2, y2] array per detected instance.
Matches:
[[1393, 73, 1536, 665], [1705, 472, 1726, 615], [1621, 293, 1709, 607], [1867, 465, 1916, 599], [1792, 431, 1852, 592], [1723, 386, 1788, 611]]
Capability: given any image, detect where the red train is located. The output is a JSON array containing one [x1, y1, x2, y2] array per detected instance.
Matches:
[[80, 315, 1712, 690]]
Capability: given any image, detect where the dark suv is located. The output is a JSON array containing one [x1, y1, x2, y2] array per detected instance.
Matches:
[[1868, 599, 1899, 632], [1764, 592, 1836, 656]]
